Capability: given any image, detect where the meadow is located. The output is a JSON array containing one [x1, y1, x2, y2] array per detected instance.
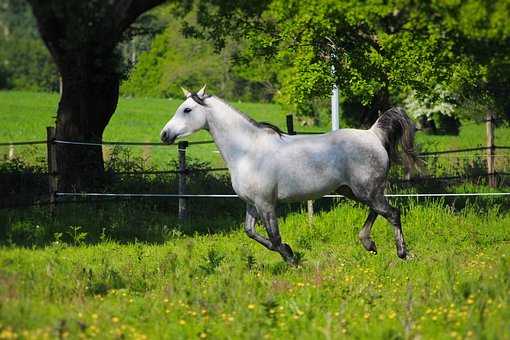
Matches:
[[1, 200, 510, 339], [0, 91, 322, 168], [1, 91, 510, 339]]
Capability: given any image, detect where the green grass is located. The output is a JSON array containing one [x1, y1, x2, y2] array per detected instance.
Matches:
[[415, 121, 510, 152], [1, 91, 510, 338], [0, 201, 509, 339], [0, 91, 322, 168], [1, 90, 509, 169]]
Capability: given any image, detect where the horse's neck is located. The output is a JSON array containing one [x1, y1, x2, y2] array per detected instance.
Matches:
[[206, 98, 261, 166]]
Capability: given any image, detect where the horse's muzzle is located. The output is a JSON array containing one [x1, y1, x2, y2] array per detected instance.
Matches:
[[160, 131, 176, 144]]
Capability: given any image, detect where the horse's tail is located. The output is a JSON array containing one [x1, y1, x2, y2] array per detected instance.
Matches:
[[370, 107, 422, 173]]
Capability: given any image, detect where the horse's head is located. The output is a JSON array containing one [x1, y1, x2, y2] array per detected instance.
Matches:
[[160, 85, 209, 144]]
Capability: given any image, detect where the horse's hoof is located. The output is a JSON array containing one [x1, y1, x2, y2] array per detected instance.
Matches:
[[397, 250, 408, 259], [361, 238, 377, 254], [287, 257, 299, 267], [279, 253, 298, 266], [280, 243, 294, 256], [280, 244, 299, 266]]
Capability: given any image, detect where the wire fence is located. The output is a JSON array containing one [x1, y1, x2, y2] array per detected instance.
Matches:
[[1, 139, 505, 150], [2, 139, 509, 151], [0, 139, 215, 147], [3, 139, 509, 177], [1, 123, 510, 212], [55, 192, 510, 198]]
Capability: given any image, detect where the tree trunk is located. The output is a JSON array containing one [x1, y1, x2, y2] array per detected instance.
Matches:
[[359, 85, 391, 125], [55, 52, 119, 191], [26, 0, 167, 192]]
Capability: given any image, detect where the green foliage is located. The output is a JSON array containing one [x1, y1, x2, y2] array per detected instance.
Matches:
[[191, 0, 510, 122], [0, 37, 59, 91], [0, 0, 39, 39], [67, 226, 88, 246], [0, 0, 59, 91], [432, 0, 510, 121], [121, 23, 225, 98], [117, 12, 169, 81], [121, 14, 275, 102], [199, 249, 225, 275]]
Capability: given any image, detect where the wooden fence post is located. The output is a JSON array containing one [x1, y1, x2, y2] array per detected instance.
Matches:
[[178, 141, 189, 220], [486, 112, 496, 187], [46, 127, 58, 210], [307, 200, 314, 223], [8, 144, 14, 160], [286, 114, 296, 135]]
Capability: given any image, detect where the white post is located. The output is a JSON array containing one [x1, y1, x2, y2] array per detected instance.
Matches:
[[8, 144, 14, 160], [331, 64, 340, 131]]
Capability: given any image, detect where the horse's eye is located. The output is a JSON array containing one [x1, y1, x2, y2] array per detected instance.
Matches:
[[183, 108, 192, 113]]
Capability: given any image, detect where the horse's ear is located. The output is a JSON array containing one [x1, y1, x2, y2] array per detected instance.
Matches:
[[197, 84, 207, 97], [181, 87, 191, 97]]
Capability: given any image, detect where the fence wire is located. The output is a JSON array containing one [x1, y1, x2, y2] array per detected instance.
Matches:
[[2, 135, 510, 210], [55, 192, 510, 198]]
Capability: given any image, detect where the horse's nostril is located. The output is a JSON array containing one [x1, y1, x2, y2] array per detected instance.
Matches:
[[161, 131, 167, 140]]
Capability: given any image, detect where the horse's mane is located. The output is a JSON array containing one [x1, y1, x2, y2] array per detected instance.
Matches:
[[205, 96, 286, 136], [249, 121, 285, 136]]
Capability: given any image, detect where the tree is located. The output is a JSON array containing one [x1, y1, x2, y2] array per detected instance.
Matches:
[[188, 0, 510, 126], [121, 15, 278, 102], [443, 0, 510, 122], [121, 18, 231, 99], [401, 0, 510, 130], [26, 0, 171, 190]]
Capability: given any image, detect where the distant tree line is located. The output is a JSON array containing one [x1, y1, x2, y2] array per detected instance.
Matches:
[[120, 8, 277, 103], [0, 0, 58, 91], [0, 1, 275, 103]]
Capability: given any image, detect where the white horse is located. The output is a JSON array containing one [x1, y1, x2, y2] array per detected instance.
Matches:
[[161, 85, 419, 265]]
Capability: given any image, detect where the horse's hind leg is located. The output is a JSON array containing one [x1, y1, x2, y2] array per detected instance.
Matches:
[[369, 192, 408, 259], [359, 210, 378, 253], [337, 185, 379, 254]]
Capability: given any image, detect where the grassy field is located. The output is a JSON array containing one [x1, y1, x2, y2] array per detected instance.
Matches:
[[1, 200, 509, 339], [0, 91, 322, 168], [1, 91, 510, 339], [1, 91, 510, 169]]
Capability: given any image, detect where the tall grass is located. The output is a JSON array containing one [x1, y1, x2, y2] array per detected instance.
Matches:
[[0, 201, 509, 339], [1, 91, 510, 338]]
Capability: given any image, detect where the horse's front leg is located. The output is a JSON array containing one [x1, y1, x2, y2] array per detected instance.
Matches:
[[257, 206, 297, 266], [244, 204, 273, 249]]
